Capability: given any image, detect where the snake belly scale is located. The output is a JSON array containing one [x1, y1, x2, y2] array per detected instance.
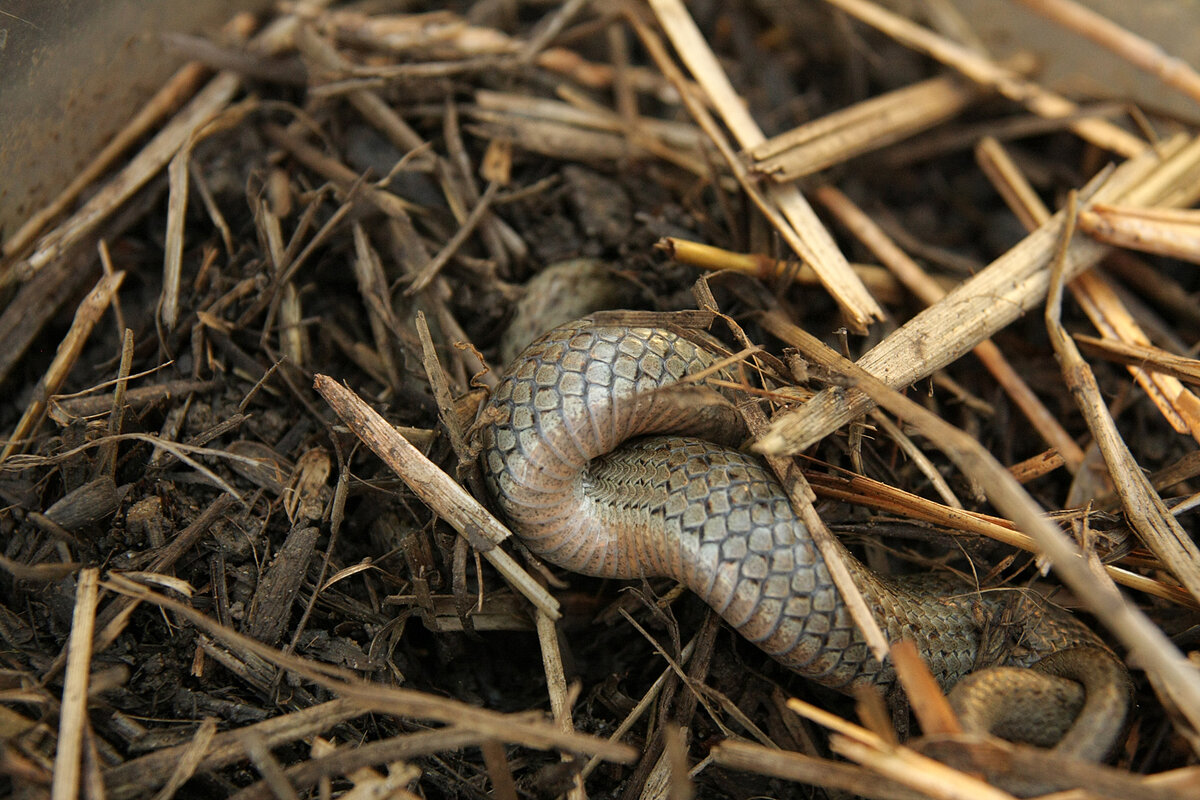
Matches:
[[478, 319, 1126, 729]]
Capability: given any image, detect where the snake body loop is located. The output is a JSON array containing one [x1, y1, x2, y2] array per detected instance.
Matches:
[[479, 319, 1128, 741]]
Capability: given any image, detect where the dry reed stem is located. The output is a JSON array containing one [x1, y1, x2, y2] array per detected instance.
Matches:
[[711, 740, 926, 800], [889, 641, 962, 737], [1, 271, 125, 462], [756, 133, 1197, 455], [804, 330, 1200, 751], [645, 0, 884, 331], [1074, 334, 1200, 387], [1013, 0, 1200, 105], [771, 326, 1195, 608], [785, 697, 1016, 800], [50, 568, 100, 800], [313, 375, 560, 620], [751, 76, 978, 180], [536, 609, 588, 800], [814, 184, 1086, 468], [660, 236, 919, 303], [1079, 204, 1200, 264], [1043, 196, 1200, 604], [976, 136, 1200, 442], [820, 0, 1146, 158]]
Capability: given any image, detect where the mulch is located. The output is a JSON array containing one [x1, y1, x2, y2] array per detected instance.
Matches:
[[2, 2, 1199, 798]]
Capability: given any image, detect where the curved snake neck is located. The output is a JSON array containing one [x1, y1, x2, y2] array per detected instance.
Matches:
[[478, 320, 1103, 693]]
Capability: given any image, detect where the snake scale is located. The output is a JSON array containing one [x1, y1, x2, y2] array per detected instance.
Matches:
[[478, 318, 1130, 755]]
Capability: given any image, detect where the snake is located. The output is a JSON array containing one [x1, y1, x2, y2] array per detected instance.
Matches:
[[477, 317, 1130, 759]]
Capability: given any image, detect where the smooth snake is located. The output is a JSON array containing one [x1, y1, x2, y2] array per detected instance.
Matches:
[[478, 317, 1130, 759]]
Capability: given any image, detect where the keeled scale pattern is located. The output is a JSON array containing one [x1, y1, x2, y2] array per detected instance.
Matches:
[[479, 321, 1099, 692]]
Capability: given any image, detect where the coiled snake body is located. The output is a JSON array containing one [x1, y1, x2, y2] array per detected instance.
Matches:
[[479, 319, 1128, 754]]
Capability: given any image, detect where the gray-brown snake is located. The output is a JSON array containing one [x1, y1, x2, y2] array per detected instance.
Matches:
[[478, 318, 1130, 757]]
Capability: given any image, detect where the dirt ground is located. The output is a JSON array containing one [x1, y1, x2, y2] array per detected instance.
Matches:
[[2, 2, 1200, 799]]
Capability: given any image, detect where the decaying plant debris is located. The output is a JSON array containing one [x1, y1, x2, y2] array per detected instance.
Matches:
[[3, 1, 1200, 798]]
